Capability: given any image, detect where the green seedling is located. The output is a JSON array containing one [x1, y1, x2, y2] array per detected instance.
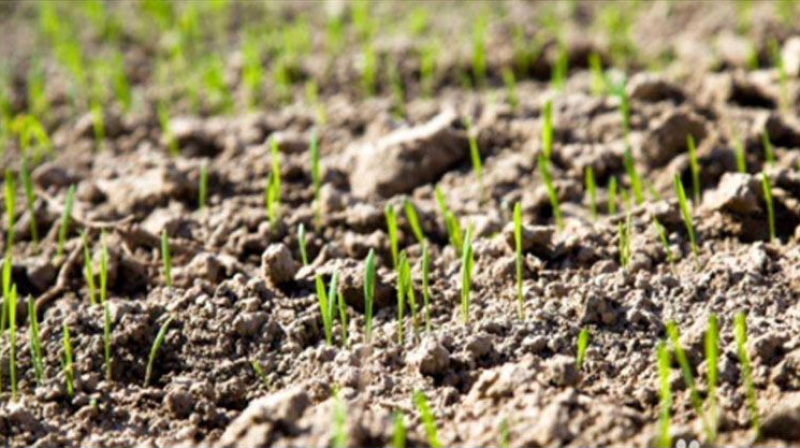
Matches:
[[667, 321, 710, 441], [419, 42, 438, 98], [414, 390, 442, 448], [241, 32, 264, 110], [465, 119, 483, 197], [100, 232, 111, 380], [82, 231, 96, 305], [361, 44, 377, 98], [396, 251, 407, 344], [761, 131, 775, 167], [589, 52, 606, 95], [161, 230, 172, 287], [618, 210, 632, 268], [56, 185, 76, 259], [499, 417, 510, 448], [687, 135, 701, 204], [385, 204, 399, 269], [111, 53, 131, 114], [434, 187, 463, 252], [62, 322, 75, 397], [336, 274, 348, 349], [460, 226, 474, 325], [502, 68, 519, 110], [734, 138, 747, 173], [623, 149, 643, 205], [471, 15, 487, 89], [8, 284, 16, 400], [542, 99, 553, 160], [28, 295, 44, 385], [393, 411, 406, 448], [5, 169, 16, 253], [403, 199, 425, 244], [251, 359, 270, 389], [0, 253, 7, 390], [656, 341, 672, 448], [19, 159, 38, 244], [735, 311, 760, 439], [538, 156, 563, 230], [332, 388, 348, 448], [310, 129, 322, 226], [298, 223, 309, 266], [316, 272, 337, 346], [421, 243, 431, 332], [653, 219, 675, 267], [674, 175, 699, 258], [144, 314, 174, 387], [614, 78, 631, 139], [157, 102, 179, 157], [402, 253, 419, 337], [267, 137, 282, 226], [761, 173, 775, 243], [576, 327, 589, 370], [608, 176, 617, 215], [585, 166, 597, 221], [388, 63, 405, 118], [90, 94, 106, 150], [364, 250, 376, 343], [551, 41, 568, 91], [14, 115, 52, 163], [706, 314, 719, 443], [198, 163, 208, 210], [513, 202, 524, 319]]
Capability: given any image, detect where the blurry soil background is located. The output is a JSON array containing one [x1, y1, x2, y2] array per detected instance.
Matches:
[[3, 1, 800, 447]]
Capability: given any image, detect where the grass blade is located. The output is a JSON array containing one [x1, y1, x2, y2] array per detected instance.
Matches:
[[656, 341, 672, 448], [82, 232, 96, 305], [538, 156, 563, 230], [513, 202, 524, 319], [608, 176, 617, 215], [198, 162, 207, 210], [161, 230, 172, 287], [310, 129, 322, 227], [434, 187, 463, 252], [414, 390, 441, 448], [460, 226, 474, 325], [734, 311, 760, 439], [316, 275, 333, 346], [143, 314, 174, 387], [687, 134, 701, 204], [542, 99, 553, 160], [761, 173, 775, 243], [397, 251, 407, 344], [623, 148, 643, 205], [56, 184, 76, 259], [5, 169, 16, 253], [653, 219, 674, 268], [298, 223, 309, 266], [674, 175, 699, 258], [393, 411, 406, 448], [576, 327, 589, 371], [465, 118, 483, 196], [364, 249, 376, 343], [585, 166, 597, 221], [734, 138, 747, 173], [28, 294, 44, 385], [333, 270, 348, 348], [332, 388, 348, 448], [761, 130, 775, 167], [251, 359, 270, 389], [8, 284, 16, 401], [403, 199, 425, 244], [385, 204, 399, 269], [706, 314, 719, 443], [667, 321, 710, 441], [19, 158, 38, 244], [421, 243, 431, 333], [62, 322, 74, 397]]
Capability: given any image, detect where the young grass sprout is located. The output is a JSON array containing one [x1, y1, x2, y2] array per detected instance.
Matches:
[[298, 223, 309, 266], [403, 199, 425, 244], [623, 148, 643, 205], [144, 314, 174, 387], [735, 311, 760, 439], [656, 341, 672, 448], [761, 131, 775, 167], [687, 134, 701, 204], [608, 176, 618, 215], [28, 295, 44, 385], [396, 251, 407, 343], [465, 118, 483, 198], [761, 173, 775, 243], [385, 204, 399, 268], [266, 137, 282, 226], [576, 327, 589, 371], [460, 227, 474, 325], [5, 169, 16, 252], [414, 390, 442, 448], [435, 187, 463, 252], [56, 185, 76, 259], [316, 271, 338, 346], [364, 249, 376, 343], [585, 166, 597, 221], [161, 230, 172, 287], [100, 232, 111, 380], [538, 156, 563, 230], [20, 159, 38, 244], [198, 162, 208, 210], [706, 314, 719, 443], [734, 138, 747, 173], [62, 322, 74, 397], [310, 129, 322, 226], [251, 359, 270, 389], [667, 321, 711, 442], [8, 284, 17, 400], [421, 243, 431, 332], [513, 202, 524, 319], [393, 411, 406, 448], [542, 99, 553, 160], [674, 175, 699, 259]]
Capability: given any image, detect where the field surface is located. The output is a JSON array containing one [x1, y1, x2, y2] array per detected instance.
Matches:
[[3, 1, 800, 447]]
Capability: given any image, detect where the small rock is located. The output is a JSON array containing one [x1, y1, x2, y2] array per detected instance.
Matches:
[[409, 339, 451, 377], [704, 173, 761, 215], [627, 72, 684, 103], [773, 349, 800, 390], [261, 244, 299, 285], [547, 355, 580, 387], [782, 36, 800, 78], [464, 333, 493, 361], [503, 222, 555, 258], [32, 163, 74, 189], [165, 389, 196, 419], [580, 293, 618, 326], [751, 332, 788, 363], [25, 257, 57, 292], [642, 110, 707, 167], [233, 312, 268, 337], [762, 392, 800, 440], [216, 387, 311, 448], [269, 130, 309, 154]]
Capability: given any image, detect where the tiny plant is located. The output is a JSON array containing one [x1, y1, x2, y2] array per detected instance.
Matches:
[[385, 204, 399, 268], [589, 52, 606, 95], [414, 390, 442, 448], [585, 166, 597, 221], [332, 388, 348, 448], [607, 176, 617, 215], [502, 68, 519, 110], [396, 251, 407, 343], [434, 187, 463, 252], [100, 232, 111, 380], [82, 232, 96, 305], [298, 223, 309, 266], [157, 102, 179, 156], [144, 314, 174, 387], [471, 15, 487, 89], [315, 272, 337, 346], [198, 162, 208, 210], [8, 284, 16, 400], [539, 156, 563, 230], [618, 211, 632, 268], [623, 149, 643, 205], [393, 411, 406, 448], [19, 159, 38, 244], [28, 295, 44, 385], [513, 202, 524, 319], [56, 185, 76, 259], [656, 341, 672, 448], [401, 253, 420, 338], [653, 219, 675, 268], [674, 175, 699, 258], [542, 99, 553, 160], [687, 135, 701, 204], [266, 137, 282, 226], [421, 243, 431, 332], [310, 129, 322, 226], [403, 199, 425, 244], [460, 226, 474, 325], [465, 118, 483, 196], [499, 417, 510, 448], [363, 249, 376, 344], [335, 272, 348, 348], [706, 314, 719, 443], [734, 311, 760, 439], [761, 173, 775, 243], [761, 131, 775, 167], [551, 41, 568, 90], [734, 138, 747, 173], [666, 321, 709, 441], [161, 230, 172, 287], [251, 359, 270, 389], [62, 322, 74, 397], [576, 327, 589, 370]]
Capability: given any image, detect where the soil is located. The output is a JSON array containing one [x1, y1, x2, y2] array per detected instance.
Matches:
[[3, 1, 800, 447]]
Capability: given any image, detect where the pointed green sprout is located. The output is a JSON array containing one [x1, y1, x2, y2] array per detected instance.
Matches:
[[735, 311, 760, 439], [539, 156, 563, 230], [361, 44, 377, 98], [585, 166, 597, 221], [332, 388, 348, 448], [402, 253, 419, 337], [5, 169, 16, 252], [623, 149, 643, 205], [161, 230, 172, 287], [502, 68, 519, 110], [465, 118, 483, 196], [62, 322, 74, 397], [251, 359, 270, 389], [100, 232, 111, 380], [316, 272, 336, 346], [198, 162, 208, 210], [471, 15, 487, 89], [364, 249, 376, 344], [396, 251, 407, 344], [310, 129, 322, 227], [388, 63, 405, 118], [435, 186, 463, 252], [618, 210, 632, 268], [542, 99, 553, 160], [551, 41, 568, 90], [761, 130, 775, 167], [385, 203, 399, 269], [0, 253, 8, 391], [499, 417, 510, 448], [267, 136, 282, 226], [734, 138, 747, 173], [589, 52, 606, 96], [393, 411, 406, 448], [298, 223, 309, 266], [576, 327, 589, 371], [20, 159, 38, 244], [667, 321, 710, 441], [144, 314, 174, 387], [56, 185, 76, 259], [687, 134, 701, 204], [674, 175, 699, 258], [653, 219, 674, 268], [8, 284, 16, 401], [513, 202, 524, 319], [607, 176, 618, 215], [421, 243, 431, 332], [158, 102, 179, 157], [414, 390, 442, 448], [335, 274, 348, 349], [706, 314, 719, 443], [761, 173, 775, 243], [403, 199, 425, 244], [656, 341, 672, 448], [28, 295, 44, 386], [460, 226, 474, 325]]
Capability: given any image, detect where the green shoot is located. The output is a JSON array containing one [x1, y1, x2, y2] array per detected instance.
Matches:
[[396, 251, 407, 344], [56, 185, 76, 259], [656, 341, 672, 448], [734, 311, 760, 439], [434, 187, 463, 252], [62, 322, 75, 397], [310, 129, 322, 227], [414, 390, 442, 448], [335, 272, 348, 348], [0, 253, 7, 390], [761, 173, 775, 243], [19, 159, 38, 244], [499, 417, 510, 448], [421, 243, 431, 333], [623, 149, 643, 205], [5, 169, 15, 253], [615, 79, 631, 139], [513, 202, 524, 319], [268, 137, 282, 226], [465, 119, 483, 197], [82, 231, 96, 305], [8, 284, 16, 400], [471, 15, 487, 89], [332, 388, 348, 448], [502, 68, 519, 110], [100, 232, 111, 380], [393, 411, 406, 448], [361, 44, 377, 98], [419, 42, 437, 98], [551, 41, 568, 90], [734, 138, 747, 173], [316, 273, 335, 346], [241, 32, 264, 110], [585, 166, 597, 221], [460, 226, 474, 325], [687, 135, 701, 204], [403, 199, 425, 244], [298, 223, 309, 266], [608, 176, 617, 215], [385, 204, 399, 269], [388, 63, 405, 118], [538, 156, 563, 230], [674, 175, 699, 258], [576, 327, 589, 371], [402, 253, 419, 338], [157, 102, 179, 157], [706, 314, 719, 443], [761, 131, 775, 167], [161, 230, 172, 287], [542, 99, 553, 160], [143, 314, 174, 387], [667, 321, 710, 441], [653, 219, 675, 267], [618, 210, 632, 268], [99, 232, 108, 303], [28, 295, 44, 385], [251, 359, 270, 389], [589, 52, 606, 95], [364, 249, 376, 344], [198, 163, 208, 210]]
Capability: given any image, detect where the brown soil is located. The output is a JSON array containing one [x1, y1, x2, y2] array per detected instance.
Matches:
[[3, 1, 800, 447]]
